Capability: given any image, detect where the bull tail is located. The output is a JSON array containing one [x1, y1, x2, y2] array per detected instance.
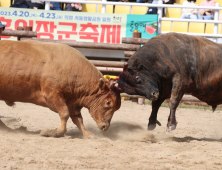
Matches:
[[212, 105, 217, 112]]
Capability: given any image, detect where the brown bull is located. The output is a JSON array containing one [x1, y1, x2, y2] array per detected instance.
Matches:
[[0, 40, 121, 138]]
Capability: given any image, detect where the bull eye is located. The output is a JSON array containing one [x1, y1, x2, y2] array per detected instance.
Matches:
[[106, 101, 110, 105], [135, 76, 141, 83]]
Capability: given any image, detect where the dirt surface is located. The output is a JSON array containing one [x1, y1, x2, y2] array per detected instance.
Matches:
[[0, 100, 222, 170]]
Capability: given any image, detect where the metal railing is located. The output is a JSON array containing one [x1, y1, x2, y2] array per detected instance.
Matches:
[[44, 0, 222, 41]]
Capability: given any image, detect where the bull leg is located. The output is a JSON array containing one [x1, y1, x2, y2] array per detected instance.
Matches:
[[40, 107, 69, 137], [56, 107, 70, 137], [167, 77, 184, 131], [40, 92, 70, 138], [148, 98, 165, 130], [70, 113, 94, 138]]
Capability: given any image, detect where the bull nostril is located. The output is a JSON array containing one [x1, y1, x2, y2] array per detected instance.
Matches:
[[102, 125, 106, 130]]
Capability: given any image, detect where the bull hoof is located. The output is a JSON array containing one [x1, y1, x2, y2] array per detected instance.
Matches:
[[83, 132, 96, 139], [148, 123, 156, 131], [148, 120, 161, 131], [40, 129, 65, 138], [166, 122, 178, 132]]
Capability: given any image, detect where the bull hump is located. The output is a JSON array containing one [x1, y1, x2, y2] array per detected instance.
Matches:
[[0, 40, 103, 80], [5, 40, 91, 67], [130, 33, 218, 71]]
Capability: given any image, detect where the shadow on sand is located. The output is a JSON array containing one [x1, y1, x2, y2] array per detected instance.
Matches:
[[0, 125, 41, 135], [171, 136, 222, 143], [2, 118, 221, 143], [0, 117, 41, 135]]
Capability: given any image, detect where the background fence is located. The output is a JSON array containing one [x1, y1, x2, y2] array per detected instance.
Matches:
[[44, 0, 222, 41]]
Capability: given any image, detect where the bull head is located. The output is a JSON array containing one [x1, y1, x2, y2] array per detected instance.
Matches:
[[118, 60, 159, 101], [89, 78, 121, 131]]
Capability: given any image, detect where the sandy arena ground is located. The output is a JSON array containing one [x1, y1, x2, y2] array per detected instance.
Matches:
[[0, 100, 222, 170]]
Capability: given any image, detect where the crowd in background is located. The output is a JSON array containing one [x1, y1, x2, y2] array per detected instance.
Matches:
[[10, 0, 82, 11], [146, 0, 216, 20], [9, 0, 217, 20], [180, 0, 215, 20]]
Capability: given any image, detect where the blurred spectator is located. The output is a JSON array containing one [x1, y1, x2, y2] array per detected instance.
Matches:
[[163, 0, 173, 4], [180, 0, 198, 19], [139, 0, 173, 4], [146, 0, 173, 15], [136, 0, 146, 3], [118, 0, 135, 1], [10, 0, 28, 8], [26, 0, 44, 9], [198, 0, 215, 20], [0, 22, 7, 40], [50, 2, 61, 11], [147, 0, 158, 14], [65, 3, 82, 11], [163, 0, 173, 17]]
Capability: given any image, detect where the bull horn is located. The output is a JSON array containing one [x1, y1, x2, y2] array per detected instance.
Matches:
[[99, 78, 105, 89], [110, 82, 124, 93], [108, 79, 115, 89], [123, 63, 128, 72], [109, 81, 115, 89]]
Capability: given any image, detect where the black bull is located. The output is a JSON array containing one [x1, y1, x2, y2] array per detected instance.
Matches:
[[118, 32, 222, 131]]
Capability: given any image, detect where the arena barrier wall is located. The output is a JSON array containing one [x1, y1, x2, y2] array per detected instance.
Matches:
[[0, 7, 158, 42]]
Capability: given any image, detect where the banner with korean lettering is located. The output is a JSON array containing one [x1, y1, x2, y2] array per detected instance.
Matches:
[[0, 7, 158, 43], [126, 14, 158, 39]]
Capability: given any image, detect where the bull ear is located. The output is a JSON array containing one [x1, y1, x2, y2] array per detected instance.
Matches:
[[138, 64, 144, 71], [99, 78, 105, 89], [99, 78, 109, 91], [132, 58, 140, 69]]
